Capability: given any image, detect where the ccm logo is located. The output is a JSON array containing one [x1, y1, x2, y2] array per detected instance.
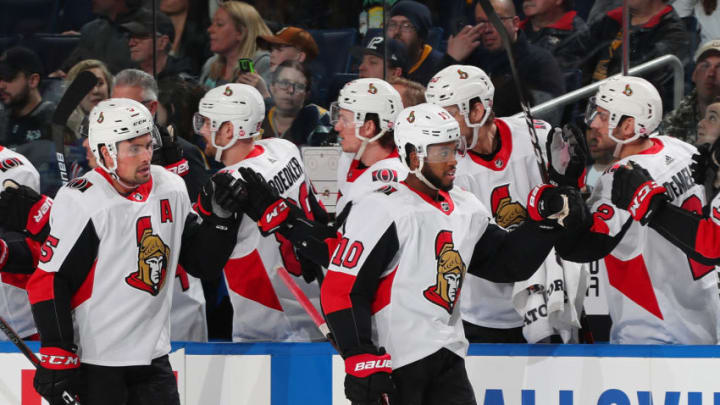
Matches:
[[629, 183, 654, 217], [354, 359, 391, 372], [265, 201, 288, 222], [33, 199, 52, 223], [38, 354, 79, 366]]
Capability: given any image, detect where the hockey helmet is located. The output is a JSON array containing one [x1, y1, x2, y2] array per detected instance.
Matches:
[[425, 65, 494, 149], [194, 83, 265, 162], [585, 75, 662, 144], [88, 98, 160, 174]]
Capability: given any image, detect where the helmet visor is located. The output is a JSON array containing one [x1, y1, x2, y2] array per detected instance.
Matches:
[[193, 112, 208, 135], [425, 138, 466, 163], [117, 127, 162, 158]]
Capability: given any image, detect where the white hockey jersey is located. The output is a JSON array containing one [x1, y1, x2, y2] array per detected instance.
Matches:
[[335, 150, 408, 214], [36, 166, 192, 365], [222, 138, 325, 342], [590, 136, 720, 344], [454, 117, 550, 329], [170, 266, 207, 342], [328, 182, 490, 369], [0, 146, 40, 340]]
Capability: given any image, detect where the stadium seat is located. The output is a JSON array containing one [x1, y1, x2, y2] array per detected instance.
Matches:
[[0, 0, 56, 36], [19, 34, 80, 74], [307, 28, 358, 106]]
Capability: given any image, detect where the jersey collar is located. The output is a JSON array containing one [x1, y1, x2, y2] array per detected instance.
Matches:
[[95, 167, 153, 202], [466, 118, 513, 171], [637, 137, 664, 155], [401, 181, 455, 215], [245, 144, 265, 159]]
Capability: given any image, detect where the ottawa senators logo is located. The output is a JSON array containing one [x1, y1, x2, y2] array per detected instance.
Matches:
[[96, 112, 104, 123], [491, 184, 527, 229], [407, 110, 415, 123], [371, 169, 398, 183], [368, 83, 378, 94], [126, 216, 170, 296], [224, 86, 233, 96], [457, 69, 469, 79], [423, 231, 466, 314], [623, 84, 633, 97]]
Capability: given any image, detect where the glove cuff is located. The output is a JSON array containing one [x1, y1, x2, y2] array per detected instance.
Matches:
[[527, 184, 554, 221], [39, 346, 80, 370], [345, 352, 392, 378], [258, 199, 291, 234], [26, 196, 52, 236], [0, 239, 8, 270], [164, 159, 189, 177], [627, 180, 667, 223]]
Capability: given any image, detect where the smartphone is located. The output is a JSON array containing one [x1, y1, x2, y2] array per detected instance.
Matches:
[[238, 58, 255, 74]]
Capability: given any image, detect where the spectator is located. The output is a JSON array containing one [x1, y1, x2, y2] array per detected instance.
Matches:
[[519, 0, 588, 60], [387, 1, 445, 85], [662, 40, 720, 144], [161, 0, 212, 75], [674, 0, 720, 44], [121, 10, 193, 80], [390, 76, 426, 107], [352, 35, 409, 81], [263, 60, 332, 146], [697, 97, 720, 146], [157, 76, 207, 146], [200, 1, 273, 89], [59, 0, 147, 75], [587, 0, 623, 24], [258, 26, 320, 73], [447, 0, 566, 117], [0, 47, 55, 148], [64, 59, 113, 141], [556, 0, 689, 112]]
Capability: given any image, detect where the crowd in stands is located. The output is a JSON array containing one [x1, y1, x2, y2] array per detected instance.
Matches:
[[1, 0, 720, 342]]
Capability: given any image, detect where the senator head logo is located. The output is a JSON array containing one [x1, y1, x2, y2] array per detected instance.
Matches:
[[407, 110, 415, 123], [224, 86, 233, 96], [96, 112, 104, 123], [126, 217, 170, 296], [491, 184, 527, 229], [623, 84, 633, 97], [457, 69, 469, 79], [368, 83, 378, 94], [423, 231, 466, 314]]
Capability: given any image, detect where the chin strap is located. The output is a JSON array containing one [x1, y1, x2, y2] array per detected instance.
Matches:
[[463, 108, 490, 150], [412, 160, 439, 191], [353, 126, 388, 161]]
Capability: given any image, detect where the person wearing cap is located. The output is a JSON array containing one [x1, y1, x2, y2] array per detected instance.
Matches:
[[121, 10, 193, 80], [387, 0, 445, 86], [352, 35, 408, 81], [662, 40, 720, 145], [0, 47, 56, 149], [259, 26, 319, 73]]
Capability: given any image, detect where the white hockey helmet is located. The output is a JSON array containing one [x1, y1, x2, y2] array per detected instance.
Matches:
[[394, 103, 463, 190], [425, 65, 494, 149], [586, 75, 662, 144], [330, 78, 404, 158], [88, 97, 160, 174], [194, 83, 265, 162]]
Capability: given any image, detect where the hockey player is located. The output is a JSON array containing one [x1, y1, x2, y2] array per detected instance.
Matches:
[[425, 64, 587, 343], [26, 98, 245, 405], [321, 103, 590, 404], [238, 78, 407, 272], [555, 75, 720, 344], [0, 145, 43, 341], [195, 83, 328, 342]]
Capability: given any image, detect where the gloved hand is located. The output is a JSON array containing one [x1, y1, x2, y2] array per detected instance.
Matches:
[[152, 126, 189, 177], [0, 238, 8, 272], [34, 345, 80, 404], [237, 167, 296, 235], [344, 346, 395, 404], [0, 180, 52, 239], [195, 172, 247, 230], [611, 161, 668, 225], [527, 184, 591, 231], [546, 123, 589, 188]]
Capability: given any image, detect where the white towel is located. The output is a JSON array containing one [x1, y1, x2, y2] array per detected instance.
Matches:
[[511, 248, 588, 343]]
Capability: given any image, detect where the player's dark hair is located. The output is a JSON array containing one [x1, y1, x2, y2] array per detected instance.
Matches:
[[403, 143, 416, 167], [364, 112, 396, 150]]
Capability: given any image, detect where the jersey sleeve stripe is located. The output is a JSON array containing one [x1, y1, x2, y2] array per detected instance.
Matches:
[[695, 218, 720, 261], [370, 265, 398, 314], [70, 259, 97, 309], [320, 270, 356, 314], [27, 269, 55, 305]]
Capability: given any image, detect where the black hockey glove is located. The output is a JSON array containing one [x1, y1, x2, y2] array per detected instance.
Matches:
[[195, 172, 247, 230], [527, 184, 591, 231], [344, 346, 395, 404], [611, 161, 668, 225], [34, 345, 80, 404], [237, 167, 299, 235], [0, 180, 52, 240], [546, 123, 589, 188], [152, 126, 189, 177]]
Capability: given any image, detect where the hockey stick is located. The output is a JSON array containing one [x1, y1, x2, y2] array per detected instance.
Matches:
[[51, 70, 98, 186], [476, 0, 549, 183], [276, 267, 390, 405], [0, 315, 81, 405]]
